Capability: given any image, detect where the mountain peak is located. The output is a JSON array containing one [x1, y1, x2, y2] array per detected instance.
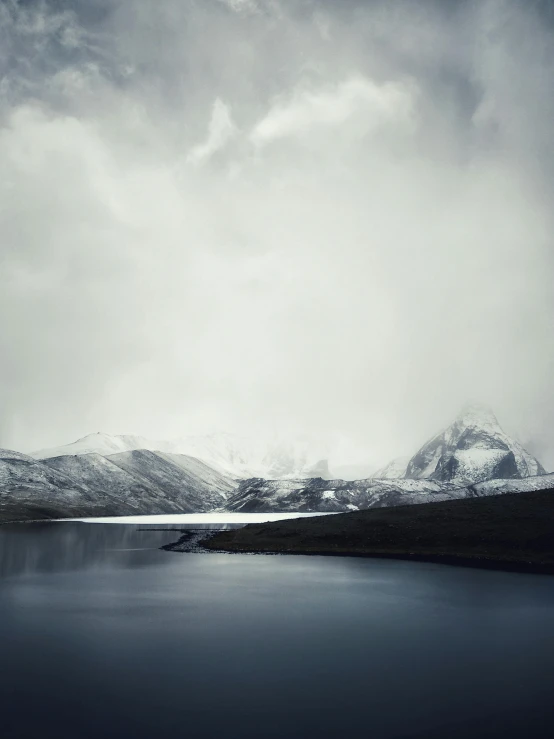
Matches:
[[454, 402, 499, 430], [404, 405, 545, 484]]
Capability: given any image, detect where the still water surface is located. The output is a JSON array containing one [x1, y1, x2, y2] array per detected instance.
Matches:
[[1, 520, 553, 739]]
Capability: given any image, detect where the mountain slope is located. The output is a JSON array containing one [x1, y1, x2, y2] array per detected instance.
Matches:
[[0, 449, 111, 521], [43, 453, 157, 513], [404, 403, 545, 484], [44, 450, 235, 514], [473, 472, 554, 497], [221, 471, 554, 515], [106, 450, 234, 511], [1, 446, 237, 522], [372, 457, 409, 479]]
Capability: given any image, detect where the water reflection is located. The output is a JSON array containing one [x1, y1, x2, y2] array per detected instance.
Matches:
[[0, 522, 235, 578]]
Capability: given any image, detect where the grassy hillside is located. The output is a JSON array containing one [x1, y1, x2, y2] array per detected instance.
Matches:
[[205, 490, 554, 572]]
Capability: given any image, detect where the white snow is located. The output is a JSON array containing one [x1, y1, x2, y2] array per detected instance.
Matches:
[[63, 512, 337, 524], [449, 448, 507, 483], [0, 448, 37, 463], [391, 478, 452, 494], [474, 473, 554, 496]]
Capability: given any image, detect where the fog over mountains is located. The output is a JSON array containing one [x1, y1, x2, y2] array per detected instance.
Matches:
[[229, 404, 551, 512], [34, 432, 331, 480], [1, 404, 551, 522]]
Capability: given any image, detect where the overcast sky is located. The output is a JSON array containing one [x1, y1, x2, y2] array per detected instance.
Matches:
[[1, 0, 554, 469]]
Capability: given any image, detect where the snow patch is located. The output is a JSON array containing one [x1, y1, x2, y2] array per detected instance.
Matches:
[[65, 512, 337, 525]]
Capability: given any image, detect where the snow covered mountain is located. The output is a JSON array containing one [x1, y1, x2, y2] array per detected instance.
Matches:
[[225, 476, 469, 513], [3, 403, 547, 521], [226, 404, 549, 512], [43, 450, 236, 513], [404, 403, 545, 484], [220, 469, 554, 515], [0, 448, 236, 522], [0, 448, 100, 521], [33, 431, 331, 480], [2, 448, 553, 522]]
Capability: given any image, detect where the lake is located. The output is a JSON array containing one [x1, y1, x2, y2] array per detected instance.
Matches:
[[1, 517, 553, 739]]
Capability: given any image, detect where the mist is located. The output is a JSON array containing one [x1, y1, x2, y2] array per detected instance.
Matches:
[[1, 0, 553, 470]]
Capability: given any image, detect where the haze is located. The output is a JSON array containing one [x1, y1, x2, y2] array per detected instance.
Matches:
[[1, 0, 553, 471]]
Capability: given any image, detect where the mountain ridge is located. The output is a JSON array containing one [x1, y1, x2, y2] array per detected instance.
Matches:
[[32, 431, 332, 480], [218, 404, 548, 511], [1, 404, 550, 522]]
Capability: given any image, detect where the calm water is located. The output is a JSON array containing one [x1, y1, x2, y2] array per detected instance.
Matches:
[[1, 521, 554, 739]]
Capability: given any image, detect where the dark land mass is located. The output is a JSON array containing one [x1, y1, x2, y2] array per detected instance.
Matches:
[[203, 490, 554, 573], [0, 502, 113, 525]]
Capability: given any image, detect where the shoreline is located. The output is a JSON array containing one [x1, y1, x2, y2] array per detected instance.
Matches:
[[201, 537, 554, 574], [4, 489, 554, 576], [200, 490, 554, 575]]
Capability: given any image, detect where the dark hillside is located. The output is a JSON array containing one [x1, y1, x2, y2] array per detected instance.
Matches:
[[205, 490, 554, 572]]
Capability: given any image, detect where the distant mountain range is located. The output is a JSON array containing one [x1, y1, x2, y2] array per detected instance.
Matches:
[[211, 404, 550, 512], [0, 403, 551, 522], [227, 469, 554, 513], [33, 431, 331, 480]]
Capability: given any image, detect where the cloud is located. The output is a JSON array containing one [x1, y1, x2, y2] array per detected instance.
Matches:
[[250, 76, 415, 146], [217, 0, 261, 12], [1, 0, 554, 471], [186, 98, 237, 165]]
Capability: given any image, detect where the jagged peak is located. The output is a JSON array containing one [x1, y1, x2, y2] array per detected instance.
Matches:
[[405, 402, 545, 483]]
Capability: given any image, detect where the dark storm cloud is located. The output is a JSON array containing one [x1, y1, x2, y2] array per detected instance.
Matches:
[[1, 0, 554, 470]]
